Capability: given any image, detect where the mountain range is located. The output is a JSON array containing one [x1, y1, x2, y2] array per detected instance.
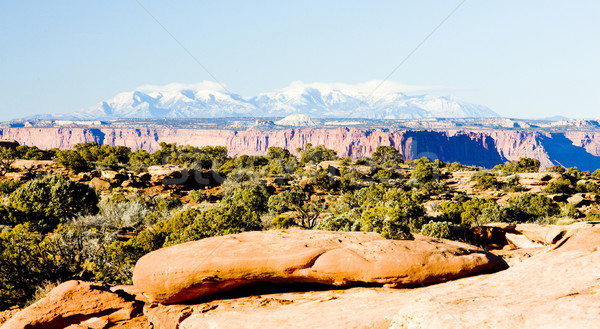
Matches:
[[43, 81, 499, 120]]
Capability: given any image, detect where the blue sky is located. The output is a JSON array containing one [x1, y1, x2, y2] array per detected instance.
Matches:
[[1, 1, 599, 121]]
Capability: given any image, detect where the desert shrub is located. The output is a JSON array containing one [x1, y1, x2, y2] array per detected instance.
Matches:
[[329, 186, 424, 238], [544, 178, 572, 194], [478, 203, 515, 225], [316, 211, 361, 232], [508, 193, 559, 222], [339, 175, 352, 192], [420, 221, 453, 239], [493, 157, 540, 174], [0, 223, 54, 308], [460, 198, 497, 227], [97, 199, 149, 229], [410, 157, 439, 184], [0, 180, 23, 196], [374, 168, 394, 182], [271, 214, 294, 229], [55, 149, 88, 172], [222, 168, 262, 195], [13, 145, 54, 160], [439, 201, 463, 225], [359, 204, 413, 240], [546, 165, 566, 173], [268, 190, 323, 228], [167, 203, 263, 246], [354, 157, 372, 166], [566, 167, 583, 178], [127, 149, 152, 173], [157, 197, 182, 212], [314, 169, 334, 191], [371, 146, 404, 168], [471, 171, 498, 190], [153, 143, 228, 170], [503, 175, 526, 192], [576, 181, 600, 194], [188, 189, 208, 203], [592, 169, 600, 179], [265, 148, 299, 175], [297, 144, 337, 165], [559, 202, 580, 219], [8, 175, 99, 231], [0, 205, 30, 226], [447, 162, 474, 171]]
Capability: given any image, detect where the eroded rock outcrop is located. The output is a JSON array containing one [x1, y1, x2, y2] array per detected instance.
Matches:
[[0, 281, 142, 329], [133, 230, 506, 304]]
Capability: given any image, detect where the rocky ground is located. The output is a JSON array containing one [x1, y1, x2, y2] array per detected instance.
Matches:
[[1, 222, 598, 329]]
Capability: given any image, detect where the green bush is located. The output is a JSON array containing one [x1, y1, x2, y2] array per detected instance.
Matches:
[[410, 158, 439, 184], [503, 175, 526, 192], [493, 157, 540, 174], [316, 211, 361, 232], [566, 167, 583, 178], [371, 146, 404, 167], [544, 178, 572, 194], [0, 180, 23, 195], [508, 193, 559, 222], [268, 189, 322, 228], [460, 198, 497, 227], [271, 214, 294, 229], [374, 168, 393, 182], [297, 144, 337, 165], [188, 189, 208, 203], [546, 165, 566, 173], [9, 175, 99, 231], [55, 150, 88, 172], [360, 204, 413, 240], [420, 221, 453, 239], [439, 201, 463, 225], [471, 172, 498, 190]]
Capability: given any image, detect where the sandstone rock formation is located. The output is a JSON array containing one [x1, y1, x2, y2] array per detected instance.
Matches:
[[0, 281, 142, 329], [2, 127, 600, 170], [3, 224, 598, 328], [138, 223, 599, 329], [133, 230, 506, 304]]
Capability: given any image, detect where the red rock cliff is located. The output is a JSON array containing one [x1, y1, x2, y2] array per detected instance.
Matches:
[[2, 127, 600, 170]]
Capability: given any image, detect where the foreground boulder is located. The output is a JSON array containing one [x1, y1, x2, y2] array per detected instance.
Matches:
[[0, 281, 142, 329], [133, 230, 506, 304], [139, 223, 599, 329]]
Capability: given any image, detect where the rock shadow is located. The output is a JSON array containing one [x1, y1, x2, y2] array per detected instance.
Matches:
[[539, 133, 600, 171]]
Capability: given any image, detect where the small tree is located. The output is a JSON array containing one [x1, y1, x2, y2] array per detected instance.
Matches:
[[297, 144, 337, 165], [410, 157, 439, 184], [371, 146, 404, 167], [508, 193, 559, 222], [268, 190, 322, 228], [55, 150, 88, 172], [0, 147, 16, 175]]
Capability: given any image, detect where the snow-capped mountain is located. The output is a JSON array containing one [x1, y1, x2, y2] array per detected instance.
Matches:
[[56, 81, 499, 120]]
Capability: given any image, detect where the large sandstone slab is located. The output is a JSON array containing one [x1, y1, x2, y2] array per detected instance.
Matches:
[[0, 281, 142, 329], [139, 223, 600, 329], [133, 230, 506, 304]]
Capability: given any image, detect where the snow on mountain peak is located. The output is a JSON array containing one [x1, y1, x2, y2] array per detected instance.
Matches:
[[57, 81, 498, 120]]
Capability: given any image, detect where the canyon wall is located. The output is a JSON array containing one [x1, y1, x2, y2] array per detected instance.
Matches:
[[2, 127, 600, 170]]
